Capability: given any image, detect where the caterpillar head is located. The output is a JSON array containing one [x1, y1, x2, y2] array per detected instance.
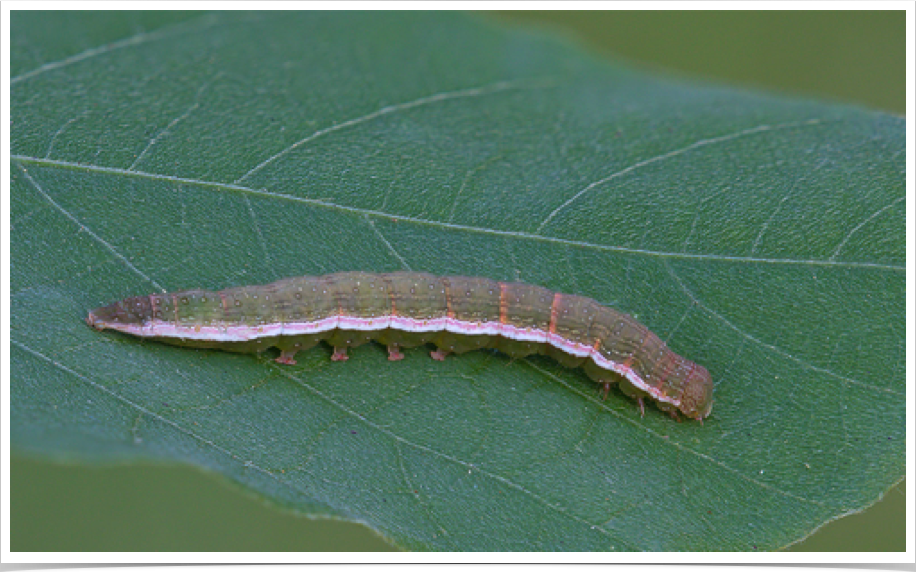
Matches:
[[678, 364, 714, 420]]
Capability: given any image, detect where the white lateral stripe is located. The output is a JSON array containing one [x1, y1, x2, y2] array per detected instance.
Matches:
[[545, 332, 593, 358], [337, 314, 391, 331], [446, 320, 502, 336], [101, 315, 678, 407], [389, 315, 447, 332]]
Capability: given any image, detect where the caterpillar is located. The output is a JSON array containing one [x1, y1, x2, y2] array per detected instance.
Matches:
[[86, 271, 713, 421]]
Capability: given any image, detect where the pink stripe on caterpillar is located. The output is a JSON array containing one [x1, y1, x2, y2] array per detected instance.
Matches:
[[105, 316, 680, 408]]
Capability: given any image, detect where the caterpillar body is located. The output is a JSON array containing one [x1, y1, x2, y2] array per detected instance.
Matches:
[[86, 271, 713, 420]]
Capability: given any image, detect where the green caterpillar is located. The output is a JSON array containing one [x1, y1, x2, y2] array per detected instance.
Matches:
[[87, 271, 713, 421]]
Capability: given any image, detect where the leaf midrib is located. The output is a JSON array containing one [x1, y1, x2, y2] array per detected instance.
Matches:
[[10, 155, 904, 272]]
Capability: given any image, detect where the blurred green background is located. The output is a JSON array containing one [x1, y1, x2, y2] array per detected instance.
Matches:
[[11, 10, 905, 552], [495, 11, 905, 115]]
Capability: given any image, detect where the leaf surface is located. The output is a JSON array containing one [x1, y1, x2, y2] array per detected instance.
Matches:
[[10, 11, 905, 551]]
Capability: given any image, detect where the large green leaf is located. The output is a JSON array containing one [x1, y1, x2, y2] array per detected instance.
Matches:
[[9, 11, 904, 551]]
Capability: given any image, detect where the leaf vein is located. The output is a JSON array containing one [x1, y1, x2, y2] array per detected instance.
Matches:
[[535, 118, 826, 233], [269, 363, 623, 542], [521, 359, 829, 508], [828, 196, 905, 261], [13, 161, 166, 292], [233, 78, 552, 185], [365, 216, 412, 270], [10, 14, 214, 85], [10, 339, 304, 498], [662, 261, 902, 396]]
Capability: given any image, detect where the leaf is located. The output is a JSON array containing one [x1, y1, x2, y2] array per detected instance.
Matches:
[[10, 11, 904, 551]]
